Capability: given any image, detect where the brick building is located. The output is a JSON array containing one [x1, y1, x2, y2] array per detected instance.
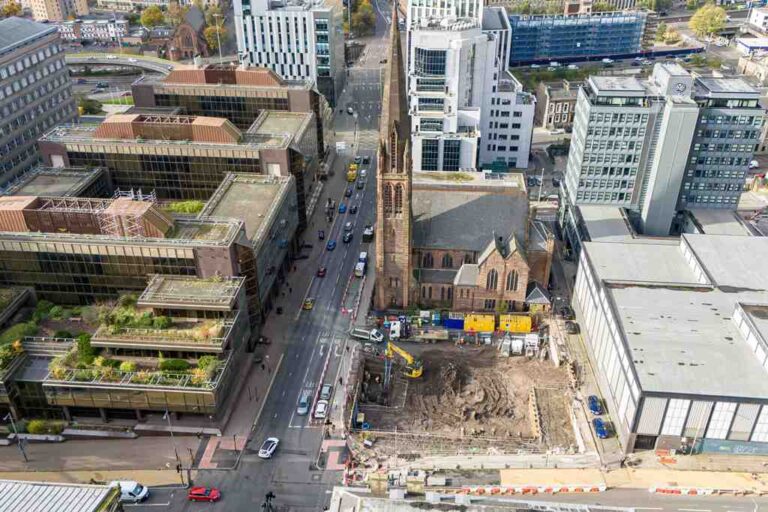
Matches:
[[374, 8, 554, 312]]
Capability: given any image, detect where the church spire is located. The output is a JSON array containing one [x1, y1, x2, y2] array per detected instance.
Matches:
[[379, 4, 410, 159]]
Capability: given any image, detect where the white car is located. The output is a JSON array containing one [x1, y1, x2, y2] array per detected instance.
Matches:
[[750, 159, 760, 170], [128, 58, 137, 63], [567, 64, 578, 70], [601, 58, 614, 64], [258, 437, 279, 459], [360, 168, 367, 178], [314, 399, 329, 419]]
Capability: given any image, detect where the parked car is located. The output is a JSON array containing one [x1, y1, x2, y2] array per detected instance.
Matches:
[[320, 384, 334, 401], [326, 240, 337, 251], [343, 232, 353, 243], [559, 305, 575, 320], [592, 418, 609, 439], [565, 320, 580, 334], [258, 437, 280, 459], [303, 298, 315, 310], [187, 486, 221, 502], [314, 399, 329, 419], [316, 266, 327, 277], [588, 395, 603, 416], [350, 205, 358, 214], [339, 203, 347, 214]]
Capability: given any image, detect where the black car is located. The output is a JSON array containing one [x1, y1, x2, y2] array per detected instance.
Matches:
[[350, 205, 358, 214], [565, 320, 580, 335], [362, 156, 371, 165], [344, 188, 353, 198], [343, 232, 353, 243], [559, 305, 575, 320], [552, 177, 561, 187]]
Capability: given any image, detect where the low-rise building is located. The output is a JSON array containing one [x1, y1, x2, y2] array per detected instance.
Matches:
[[534, 79, 580, 131], [0, 480, 121, 512], [39, 112, 317, 229], [56, 19, 128, 42], [574, 234, 768, 454], [737, 54, 768, 86], [747, 6, 768, 35]]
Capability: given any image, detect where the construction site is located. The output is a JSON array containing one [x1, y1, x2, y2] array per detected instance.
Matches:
[[346, 342, 577, 464]]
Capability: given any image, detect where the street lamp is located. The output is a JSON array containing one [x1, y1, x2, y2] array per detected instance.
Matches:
[[213, 13, 224, 63], [163, 409, 184, 485], [4, 413, 28, 462]]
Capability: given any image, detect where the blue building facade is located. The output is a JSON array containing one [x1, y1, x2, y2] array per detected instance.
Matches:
[[508, 12, 648, 66]]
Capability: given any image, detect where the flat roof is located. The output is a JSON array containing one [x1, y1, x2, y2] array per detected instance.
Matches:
[[412, 170, 525, 189], [688, 208, 752, 236], [0, 18, 56, 54], [695, 77, 759, 98], [0, 479, 116, 512], [578, 205, 633, 242], [584, 234, 768, 399], [589, 76, 646, 96], [138, 274, 245, 310], [247, 111, 311, 146], [412, 185, 528, 252], [737, 37, 768, 47], [2, 167, 103, 197], [201, 173, 294, 246]]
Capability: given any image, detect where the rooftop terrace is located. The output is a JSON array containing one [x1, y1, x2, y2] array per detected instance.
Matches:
[[138, 275, 245, 311], [1, 167, 104, 197]]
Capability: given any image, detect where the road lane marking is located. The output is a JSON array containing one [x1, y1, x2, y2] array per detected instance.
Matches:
[[679, 509, 710, 511], [635, 509, 663, 511]]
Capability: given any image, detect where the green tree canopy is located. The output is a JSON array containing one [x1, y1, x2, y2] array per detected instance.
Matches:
[[688, 3, 727, 39], [352, 0, 375, 36], [203, 24, 227, 50], [140, 5, 165, 28], [592, 2, 617, 11], [1, 1, 22, 17]]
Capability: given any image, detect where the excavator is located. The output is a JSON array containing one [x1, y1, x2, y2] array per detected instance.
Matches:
[[385, 341, 423, 378]]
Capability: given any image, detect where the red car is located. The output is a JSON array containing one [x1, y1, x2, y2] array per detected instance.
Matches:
[[317, 266, 327, 277], [188, 486, 221, 502]]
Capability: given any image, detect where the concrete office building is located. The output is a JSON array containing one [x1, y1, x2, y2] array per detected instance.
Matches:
[[132, 64, 329, 153], [574, 234, 768, 454], [39, 112, 317, 229], [679, 77, 762, 210], [233, 0, 345, 106], [1, 166, 111, 198], [406, 1, 535, 171], [56, 19, 128, 43], [507, 11, 650, 66], [27, 0, 88, 21], [561, 64, 763, 250], [0, 18, 77, 185]]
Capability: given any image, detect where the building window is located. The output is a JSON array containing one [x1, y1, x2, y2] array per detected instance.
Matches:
[[440, 287, 445, 301], [421, 139, 439, 171], [422, 252, 434, 268], [418, 97, 444, 111], [464, 253, 473, 264], [443, 139, 461, 171], [414, 47, 447, 76], [484, 299, 496, 310], [394, 184, 404, 214], [442, 253, 453, 268], [383, 184, 393, 214], [420, 118, 443, 132], [428, 286, 433, 299], [486, 269, 498, 290], [422, 286, 426, 298], [506, 270, 519, 291]]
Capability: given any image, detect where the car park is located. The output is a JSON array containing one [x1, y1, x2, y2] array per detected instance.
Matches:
[[592, 418, 609, 439], [343, 232, 353, 243], [258, 437, 280, 458], [320, 384, 334, 401], [316, 266, 327, 277], [326, 240, 337, 251], [339, 203, 347, 214], [314, 400, 329, 419], [588, 395, 603, 415], [188, 486, 221, 502], [303, 298, 315, 310]]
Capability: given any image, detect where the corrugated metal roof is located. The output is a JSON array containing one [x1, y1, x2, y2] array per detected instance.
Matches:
[[0, 18, 57, 54], [0, 480, 113, 512]]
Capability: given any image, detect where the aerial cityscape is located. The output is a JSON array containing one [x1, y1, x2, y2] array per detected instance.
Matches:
[[3, 0, 768, 508]]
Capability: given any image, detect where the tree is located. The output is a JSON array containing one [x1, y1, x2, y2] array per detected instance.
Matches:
[[351, 0, 375, 36], [204, 4, 223, 26], [1, 1, 22, 17], [685, 0, 700, 10], [655, 21, 667, 41], [78, 97, 102, 115], [592, 1, 616, 11], [166, 1, 188, 26], [125, 12, 140, 25], [204, 24, 228, 51], [140, 5, 165, 28], [689, 3, 727, 40], [637, 0, 672, 11]]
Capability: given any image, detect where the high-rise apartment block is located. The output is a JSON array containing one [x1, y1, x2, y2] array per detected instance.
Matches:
[[406, 0, 534, 171], [561, 63, 762, 243], [233, 0, 345, 106], [0, 18, 77, 185], [27, 0, 88, 21]]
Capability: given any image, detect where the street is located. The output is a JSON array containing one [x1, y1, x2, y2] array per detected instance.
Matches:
[[127, 3, 391, 511]]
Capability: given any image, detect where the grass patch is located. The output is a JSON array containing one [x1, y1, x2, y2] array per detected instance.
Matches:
[[101, 96, 134, 105], [162, 200, 205, 215], [418, 172, 475, 183], [513, 66, 600, 92]]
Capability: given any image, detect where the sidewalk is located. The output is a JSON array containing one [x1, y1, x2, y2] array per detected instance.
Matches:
[[0, 469, 186, 487]]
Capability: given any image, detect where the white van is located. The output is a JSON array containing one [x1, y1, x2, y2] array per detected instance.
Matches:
[[354, 261, 366, 277], [110, 481, 149, 503], [390, 321, 401, 340]]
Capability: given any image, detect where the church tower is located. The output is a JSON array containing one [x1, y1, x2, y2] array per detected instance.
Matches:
[[374, 6, 412, 310]]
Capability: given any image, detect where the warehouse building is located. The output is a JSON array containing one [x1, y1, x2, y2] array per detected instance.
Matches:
[[574, 234, 768, 454]]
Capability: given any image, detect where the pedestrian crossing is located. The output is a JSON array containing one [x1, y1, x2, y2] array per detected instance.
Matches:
[[357, 129, 379, 151]]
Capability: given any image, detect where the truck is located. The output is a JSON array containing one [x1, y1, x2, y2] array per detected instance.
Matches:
[[350, 328, 384, 343]]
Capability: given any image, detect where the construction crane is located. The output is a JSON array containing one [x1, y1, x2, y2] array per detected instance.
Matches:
[[385, 341, 423, 378]]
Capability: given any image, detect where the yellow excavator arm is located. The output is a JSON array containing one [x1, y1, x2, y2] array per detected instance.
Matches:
[[385, 342, 423, 378]]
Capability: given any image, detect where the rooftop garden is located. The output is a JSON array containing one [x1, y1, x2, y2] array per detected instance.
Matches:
[[161, 200, 205, 215], [93, 294, 228, 345]]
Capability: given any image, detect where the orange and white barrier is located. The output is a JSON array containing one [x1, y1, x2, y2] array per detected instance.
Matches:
[[454, 484, 606, 496]]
